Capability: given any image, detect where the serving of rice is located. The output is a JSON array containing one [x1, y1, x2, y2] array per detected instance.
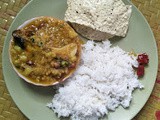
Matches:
[[47, 40, 143, 120]]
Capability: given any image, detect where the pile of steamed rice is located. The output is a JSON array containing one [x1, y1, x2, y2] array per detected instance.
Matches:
[[47, 40, 143, 120]]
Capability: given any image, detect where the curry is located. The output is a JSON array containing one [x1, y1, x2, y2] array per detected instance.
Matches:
[[10, 16, 81, 86]]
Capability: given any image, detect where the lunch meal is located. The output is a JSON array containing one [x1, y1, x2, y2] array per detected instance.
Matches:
[[9, 0, 149, 119]]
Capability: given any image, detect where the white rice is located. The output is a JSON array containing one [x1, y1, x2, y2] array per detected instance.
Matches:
[[47, 40, 143, 120]]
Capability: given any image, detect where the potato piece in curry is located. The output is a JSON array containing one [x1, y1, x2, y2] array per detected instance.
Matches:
[[9, 16, 82, 86]]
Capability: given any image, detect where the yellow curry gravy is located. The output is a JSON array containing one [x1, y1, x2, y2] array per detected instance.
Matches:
[[10, 16, 82, 85]]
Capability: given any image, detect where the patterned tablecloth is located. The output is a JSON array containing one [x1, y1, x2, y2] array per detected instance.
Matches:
[[0, 0, 160, 120]]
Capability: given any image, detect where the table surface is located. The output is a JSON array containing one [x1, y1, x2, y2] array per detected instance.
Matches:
[[0, 0, 160, 120]]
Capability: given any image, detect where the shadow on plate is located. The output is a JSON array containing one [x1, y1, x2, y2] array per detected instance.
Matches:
[[110, 36, 123, 45], [21, 78, 57, 97]]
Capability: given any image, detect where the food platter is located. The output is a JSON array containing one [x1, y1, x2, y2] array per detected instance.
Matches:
[[2, 0, 158, 120]]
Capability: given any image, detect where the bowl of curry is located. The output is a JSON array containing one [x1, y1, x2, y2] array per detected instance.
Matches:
[[9, 16, 82, 86]]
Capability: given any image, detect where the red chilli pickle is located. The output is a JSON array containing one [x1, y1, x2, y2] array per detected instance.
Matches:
[[136, 53, 149, 77]]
